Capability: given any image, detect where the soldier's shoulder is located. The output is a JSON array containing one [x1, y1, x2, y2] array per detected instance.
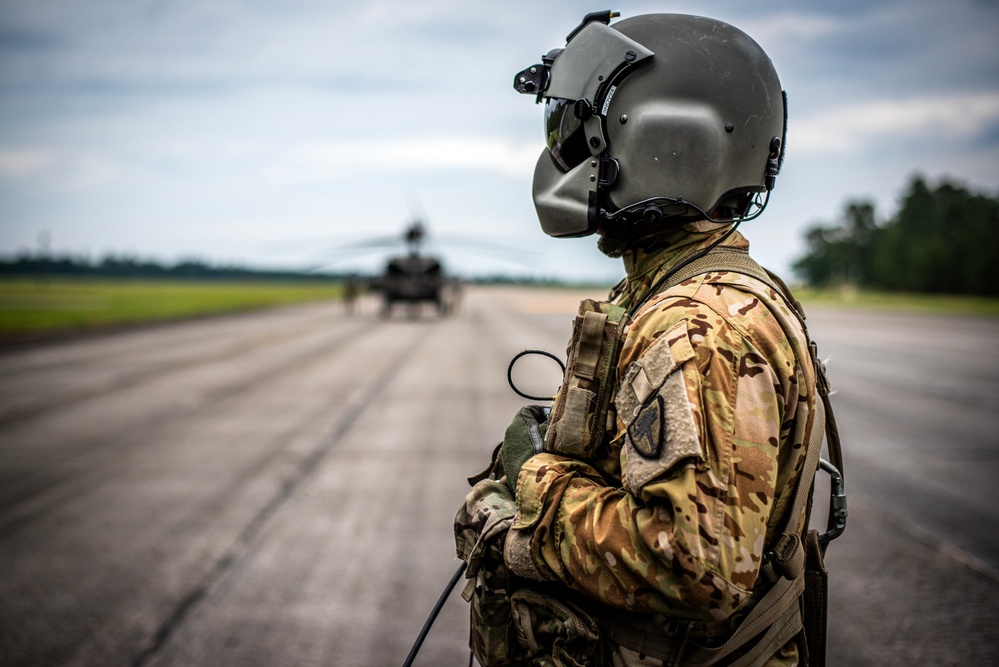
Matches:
[[622, 272, 794, 368], [622, 278, 744, 368], [697, 270, 804, 352], [630, 274, 755, 336]]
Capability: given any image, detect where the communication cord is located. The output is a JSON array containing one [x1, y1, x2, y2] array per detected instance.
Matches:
[[401, 561, 468, 667], [507, 349, 566, 401]]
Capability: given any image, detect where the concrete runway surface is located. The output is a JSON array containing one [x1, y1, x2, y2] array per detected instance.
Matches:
[[0, 286, 997, 666]]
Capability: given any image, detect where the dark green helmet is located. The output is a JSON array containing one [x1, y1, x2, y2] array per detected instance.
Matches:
[[514, 12, 787, 238]]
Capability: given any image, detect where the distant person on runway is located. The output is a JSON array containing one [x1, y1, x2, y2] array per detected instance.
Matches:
[[342, 277, 358, 315]]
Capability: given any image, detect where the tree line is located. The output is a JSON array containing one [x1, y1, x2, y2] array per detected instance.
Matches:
[[792, 175, 999, 295], [0, 254, 345, 282]]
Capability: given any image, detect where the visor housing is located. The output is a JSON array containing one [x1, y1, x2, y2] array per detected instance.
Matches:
[[514, 21, 654, 167]]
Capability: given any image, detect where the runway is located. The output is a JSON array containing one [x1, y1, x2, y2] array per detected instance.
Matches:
[[0, 286, 996, 665]]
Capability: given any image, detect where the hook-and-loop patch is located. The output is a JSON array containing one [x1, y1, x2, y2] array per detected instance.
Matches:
[[627, 394, 665, 458], [616, 320, 703, 494]]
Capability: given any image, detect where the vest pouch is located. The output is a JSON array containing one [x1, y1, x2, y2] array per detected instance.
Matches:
[[546, 299, 628, 459], [468, 551, 517, 667], [510, 586, 601, 667]]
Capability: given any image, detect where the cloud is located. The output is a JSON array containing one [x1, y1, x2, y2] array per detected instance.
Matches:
[[279, 137, 540, 182], [0, 147, 124, 190], [792, 92, 999, 152], [0, 149, 53, 175], [738, 11, 845, 50]]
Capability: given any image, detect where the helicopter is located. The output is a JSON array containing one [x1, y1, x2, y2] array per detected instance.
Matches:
[[367, 221, 462, 318], [314, 214, 532, 318]]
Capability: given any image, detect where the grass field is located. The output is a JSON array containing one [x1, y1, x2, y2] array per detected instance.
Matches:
[[2, 278, 996, 340], [795, 286, 999, 317], [0, 278, 345, 338]]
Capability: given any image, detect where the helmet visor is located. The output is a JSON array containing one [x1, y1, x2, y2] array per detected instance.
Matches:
[[544, 97, 589, 172]]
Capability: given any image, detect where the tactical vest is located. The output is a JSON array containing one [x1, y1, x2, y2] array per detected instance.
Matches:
[[542, 247, 846, 667]]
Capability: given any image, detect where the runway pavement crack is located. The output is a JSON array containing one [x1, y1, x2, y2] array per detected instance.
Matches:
[[129, 323, 436, 667]]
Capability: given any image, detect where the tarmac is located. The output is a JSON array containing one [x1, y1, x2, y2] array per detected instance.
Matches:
[[0, 286, 996, 666]]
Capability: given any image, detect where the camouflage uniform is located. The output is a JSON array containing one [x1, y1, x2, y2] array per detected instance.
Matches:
[[503, 224, 816, 666]]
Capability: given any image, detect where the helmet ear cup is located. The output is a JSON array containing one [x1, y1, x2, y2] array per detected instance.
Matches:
[[609, 99, 728, 213]]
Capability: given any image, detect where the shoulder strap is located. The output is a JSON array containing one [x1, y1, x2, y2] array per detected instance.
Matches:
[[659, 247, 768, 289], [656, 247, 806, 324]]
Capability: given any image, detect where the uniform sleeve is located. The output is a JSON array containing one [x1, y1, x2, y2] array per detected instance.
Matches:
[[505, 296, 792, 622]]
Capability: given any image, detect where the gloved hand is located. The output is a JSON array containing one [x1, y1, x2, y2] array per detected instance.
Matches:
[[454, 478, 521, 666], [500, 405, 548, 491], [454, 478, 517, 579]]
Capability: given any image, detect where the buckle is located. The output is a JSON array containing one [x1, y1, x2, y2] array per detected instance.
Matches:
[[763, 534, 804, 581], [818, 459, 848, 545]]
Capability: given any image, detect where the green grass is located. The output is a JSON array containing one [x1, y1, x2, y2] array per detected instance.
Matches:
[[3, 278, 996, 340], [0, 278, 345, 337], [795, 286, 999, 317]]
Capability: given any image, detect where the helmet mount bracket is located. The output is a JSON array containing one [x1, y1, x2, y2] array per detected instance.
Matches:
[[566, 10, 621, 42]]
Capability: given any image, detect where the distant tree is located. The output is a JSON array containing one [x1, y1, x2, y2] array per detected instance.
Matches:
[[793, 176, 999, 295], [792, 200, 881, 288]]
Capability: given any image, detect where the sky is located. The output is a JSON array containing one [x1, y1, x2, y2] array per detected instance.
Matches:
[[1, 0, 998, 283]]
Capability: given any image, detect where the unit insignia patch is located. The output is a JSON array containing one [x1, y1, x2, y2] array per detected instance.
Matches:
[[628, 394, 665, 459]]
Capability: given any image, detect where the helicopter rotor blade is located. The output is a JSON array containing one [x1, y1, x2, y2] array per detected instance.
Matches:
[[324, 236, 409, 251], [429, 233, 540, 258]]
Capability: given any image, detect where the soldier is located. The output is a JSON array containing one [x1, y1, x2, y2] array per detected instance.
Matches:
[[456, 11, 840, 667], [342, 277, 358, 315]]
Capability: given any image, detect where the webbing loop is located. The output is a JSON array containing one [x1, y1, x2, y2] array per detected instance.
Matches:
[[575, 310, 608, 380]]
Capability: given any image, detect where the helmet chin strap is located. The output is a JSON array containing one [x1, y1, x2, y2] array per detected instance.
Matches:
[[596, 214, 701, 258], [594, 180, 767, 258], [600, 190, 769, 228]]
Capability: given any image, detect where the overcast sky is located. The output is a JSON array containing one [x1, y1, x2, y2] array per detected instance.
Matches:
[[1, 0, 997, 282]]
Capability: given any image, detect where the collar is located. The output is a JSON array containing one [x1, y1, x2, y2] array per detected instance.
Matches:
[[615, 223, 750, 310]]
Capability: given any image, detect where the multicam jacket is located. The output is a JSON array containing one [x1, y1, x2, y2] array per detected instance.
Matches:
[[503, 225, 816, 665]]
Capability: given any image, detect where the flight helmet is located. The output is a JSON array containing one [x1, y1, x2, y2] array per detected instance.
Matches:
[[514, 11, 787, 238]]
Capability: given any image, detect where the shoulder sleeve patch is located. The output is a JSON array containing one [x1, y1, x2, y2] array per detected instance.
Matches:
[[616, 320, 703, 494]]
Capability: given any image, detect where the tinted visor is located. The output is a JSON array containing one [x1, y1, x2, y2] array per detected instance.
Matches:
[[544, 97, 590, 172]]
